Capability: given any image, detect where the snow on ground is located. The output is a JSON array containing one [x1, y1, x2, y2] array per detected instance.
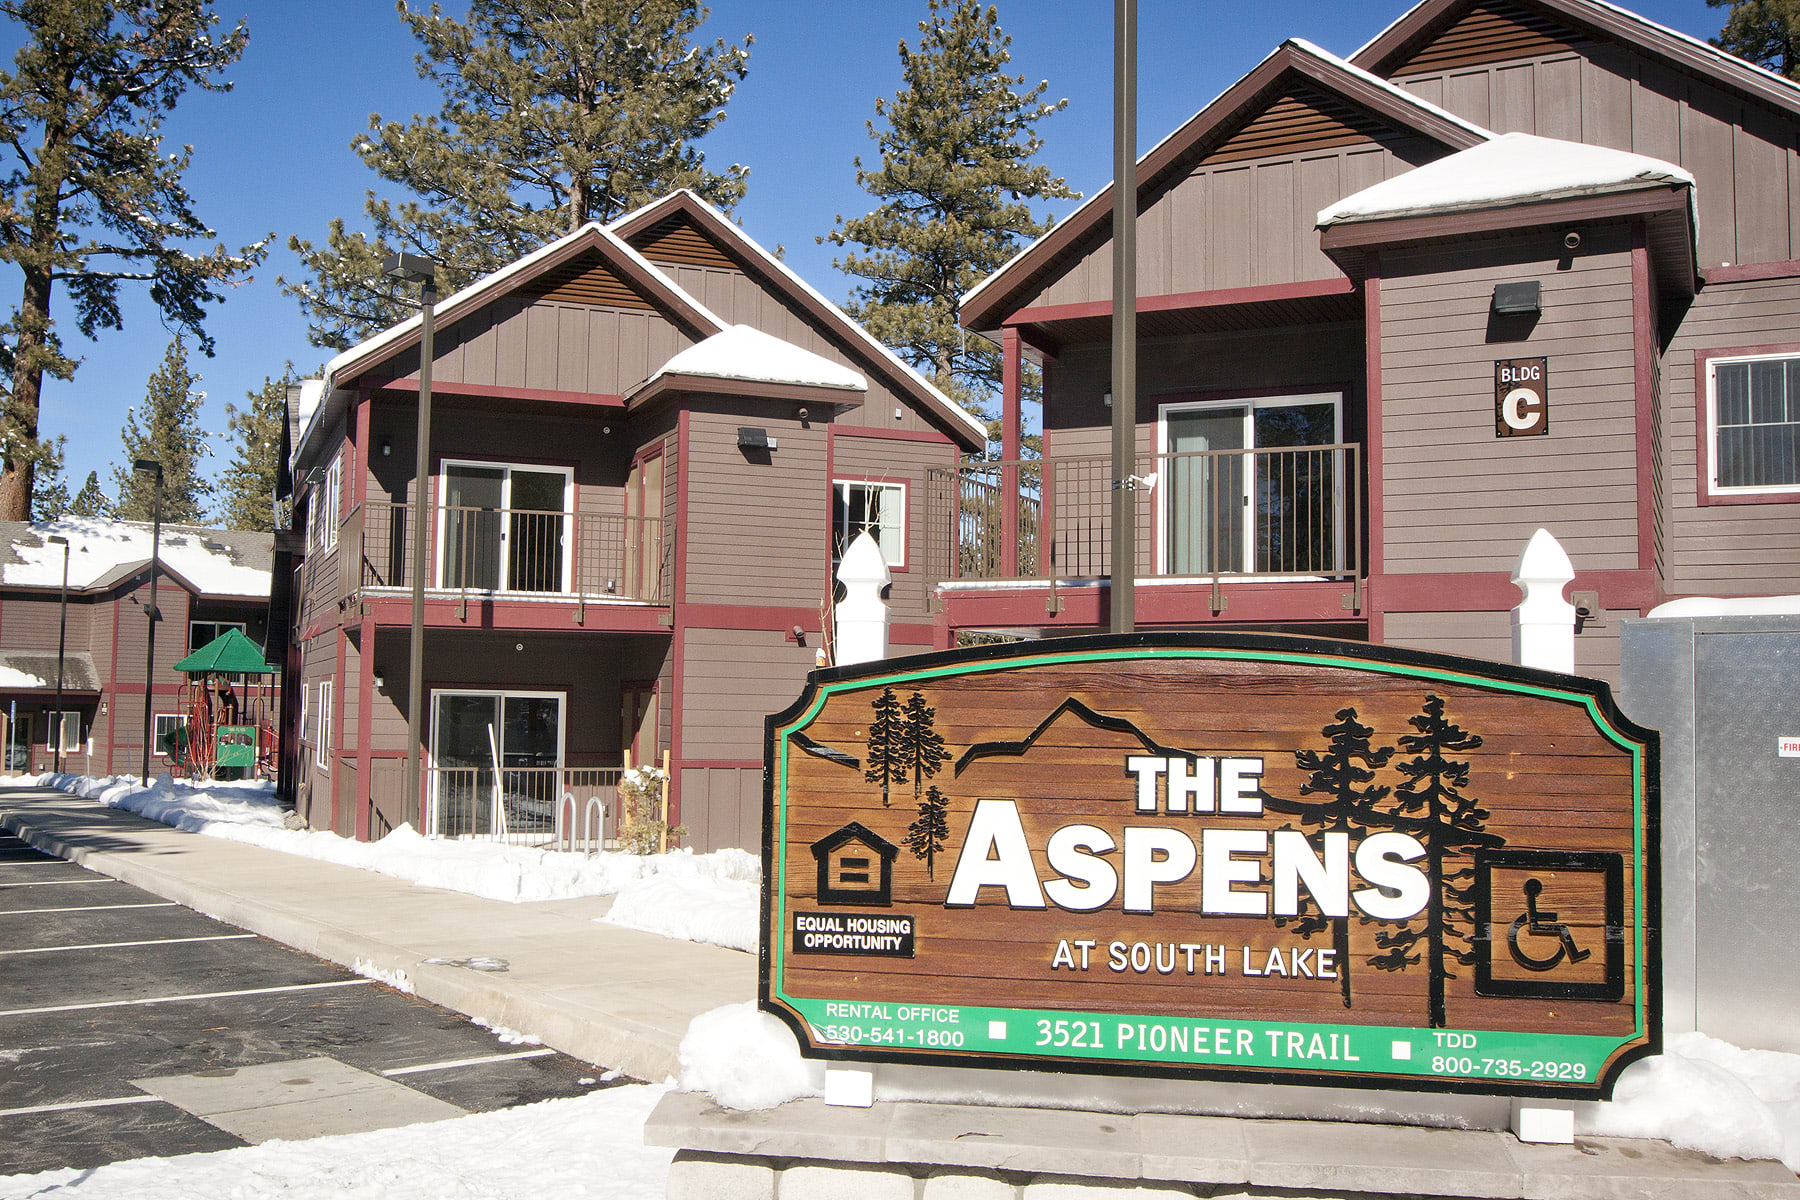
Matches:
[[35, 773, 759, 952], [0, 1084, 673, 1200], [677, 1004, 1800, 1172]]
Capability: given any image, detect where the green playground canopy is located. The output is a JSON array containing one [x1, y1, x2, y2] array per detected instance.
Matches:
[[173, 628, 275, 675]]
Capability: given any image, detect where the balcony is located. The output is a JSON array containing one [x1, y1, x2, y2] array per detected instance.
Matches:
[[338, 499, 670, 622], [923, 443, 1363, 617]]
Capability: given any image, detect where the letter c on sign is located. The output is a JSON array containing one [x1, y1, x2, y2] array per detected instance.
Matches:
[[1503, 387, 1542, 432]]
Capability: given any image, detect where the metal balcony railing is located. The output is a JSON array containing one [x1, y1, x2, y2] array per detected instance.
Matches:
[[924, 443, 1362, 593], [366, 762, 625, 852], [347, 500, 668, 606]]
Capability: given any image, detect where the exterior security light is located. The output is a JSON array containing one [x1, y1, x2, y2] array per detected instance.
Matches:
[[382, 252, 437, 283], [737, 427, 774, 451], [1493, 281, 1542, 315]]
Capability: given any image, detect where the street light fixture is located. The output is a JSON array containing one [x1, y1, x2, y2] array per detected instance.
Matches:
[[46, 534, 69, 774], [133, 459, 163, 782], [383, 251, 437, 828]]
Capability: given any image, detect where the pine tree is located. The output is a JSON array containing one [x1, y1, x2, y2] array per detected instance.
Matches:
[[898, 690, 951, 800], [1266, 707, 1396, 1009], [282, 0, 752, 350], [865, 686, 907, 807], [1710, 0, 1800, 78], [1370, 694, 1506, 1030], [0, 1, 268, 520], [217, 369, 289, 532], [29, 435, 67, 521], [69, 470, 108, 517], [825, 0, 1076, 442], [112, 338, 212, 524], [906, 784, 951, 880]]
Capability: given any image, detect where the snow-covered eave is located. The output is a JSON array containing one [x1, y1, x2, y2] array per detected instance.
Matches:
[[626, 371, 867, 412], [614, 190, 989, 450], [291, 220, 730, 475], [1319, 178, 1696, 229], [959, 38, 1493, 324]]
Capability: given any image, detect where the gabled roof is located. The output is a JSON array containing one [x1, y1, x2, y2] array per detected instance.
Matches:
[[626, 324, 870, 411], [1354, 0, 1800, 121], [959, 38, 1494, 332], [291, 222, 729, 473], [0, 519, 272, 599], [611, 190, 989, 450]]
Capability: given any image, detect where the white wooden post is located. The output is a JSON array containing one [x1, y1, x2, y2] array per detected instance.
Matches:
[[1511, 528, 1576, 674], [834, 531, 891, 668]]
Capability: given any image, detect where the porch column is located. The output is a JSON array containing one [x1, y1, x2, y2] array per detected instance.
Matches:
[[355, 616, 375, 840], [1001, 327, 1022, 577]]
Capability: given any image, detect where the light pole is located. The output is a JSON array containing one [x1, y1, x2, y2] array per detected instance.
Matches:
[[383, 251, 437, 827], [133, 459, 163, 782], [46, 534, 68, 774], [1109, 0, 1139, 634]]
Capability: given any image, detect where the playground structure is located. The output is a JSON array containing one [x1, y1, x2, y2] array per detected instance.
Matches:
[[167, 628, 278, 780]]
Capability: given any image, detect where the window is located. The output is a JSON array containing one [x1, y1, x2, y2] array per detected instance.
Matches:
[[153, 713, 185, 757], [47, 710, 81, 752], [310, 453, 342, 551], [314, 681, 332, 769], [190, 620, 247, 651], [1706, 351, 1800, 498], [436, 461, 572, 592], [833, 481, 906, 567]]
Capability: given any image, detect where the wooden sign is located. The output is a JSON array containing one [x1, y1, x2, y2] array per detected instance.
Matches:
[[761, 633, 1659, 1099], [1495, 358, 1549, 436]]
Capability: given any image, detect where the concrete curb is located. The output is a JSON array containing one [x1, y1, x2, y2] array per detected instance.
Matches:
[[1, 794, 753, 1082]]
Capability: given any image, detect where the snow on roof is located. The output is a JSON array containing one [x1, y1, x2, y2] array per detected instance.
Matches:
[[1647, 594, 1800, 619], [618, 190, 989, 446], [1317, 132, 1695, 226], [4, 518, 272, 598], [960, 38, 1495, 317], [650, 324, 867, 391], [0, 664, 46, 689]]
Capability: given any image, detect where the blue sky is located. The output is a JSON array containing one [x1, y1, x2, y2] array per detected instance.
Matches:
[[26, 0, 1723, 508]]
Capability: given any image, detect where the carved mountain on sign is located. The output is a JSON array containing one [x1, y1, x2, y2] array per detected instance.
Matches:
[[955, 696, 1200, 776]]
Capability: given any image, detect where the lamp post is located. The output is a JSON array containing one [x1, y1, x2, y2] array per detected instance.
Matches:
[[133, 459, 163, 782], [383, 251, 437, 827], [46, 534, 68, 774], [1109, 0, 1139, 634]]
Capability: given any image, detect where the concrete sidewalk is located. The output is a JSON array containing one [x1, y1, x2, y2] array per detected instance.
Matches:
[[0, 786, 754, 1082]]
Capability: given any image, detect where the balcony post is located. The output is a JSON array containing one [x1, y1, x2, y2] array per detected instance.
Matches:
[[1001, 327, 1022, 578]]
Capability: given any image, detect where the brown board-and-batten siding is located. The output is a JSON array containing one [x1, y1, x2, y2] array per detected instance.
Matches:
[[1658, 273, 1800, 596], [1378, 225, 1642, 577], [1383, 8, 1800, 271], [829, 431, 960, 622], [682, 408, 830, 609]]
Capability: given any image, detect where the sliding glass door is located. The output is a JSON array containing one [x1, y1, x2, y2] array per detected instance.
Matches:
[[437, 462, 572, 593], [429, 690, 565, 837]]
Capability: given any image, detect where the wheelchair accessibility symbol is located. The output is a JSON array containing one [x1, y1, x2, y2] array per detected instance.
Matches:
[[1507, 878, 1592, 972], [1475, 849, 1625, 1003]]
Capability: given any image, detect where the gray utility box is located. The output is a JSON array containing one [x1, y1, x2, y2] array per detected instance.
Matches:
[[1619, 613, 1800, 1052]]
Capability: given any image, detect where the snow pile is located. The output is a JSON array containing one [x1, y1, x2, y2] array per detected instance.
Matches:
[[678, 1001, 820, 1110], [6, 516, 269, 597], [0, 665, 46, 688], [36, 773, 761, 952], [1578, 1032, 1800, 1171], [0, 1084, 672, 1200], [600, 846, 760, 952], [474, 1016, 542, 1046], [1647, 594, 1800, 619], [1318, 132, 1695, 226], [651, 324, 867, 391], [352, 958, 415, 995]]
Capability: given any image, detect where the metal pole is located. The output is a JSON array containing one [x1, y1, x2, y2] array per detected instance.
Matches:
[[141, 476, 163, 781], [53, 540, 68, 773], [404, 276, 437, 830], [1109, 0, 1139, 634]]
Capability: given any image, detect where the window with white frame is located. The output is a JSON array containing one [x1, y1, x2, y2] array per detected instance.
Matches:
[[314, 681, 333, 770], [833, 480, 905, 567], [189, 619, 247, 651], [321, 455, 342, 551], [153, 713, 185, 756], [47, 710, 81, 752], [1707, 352, 1800, 497]]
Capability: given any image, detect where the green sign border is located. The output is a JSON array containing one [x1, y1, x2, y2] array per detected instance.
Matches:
[[759, 632, 1661, 1101]]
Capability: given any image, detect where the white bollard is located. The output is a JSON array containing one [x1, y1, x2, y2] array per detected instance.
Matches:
[[834, 530, 891, 667], [1511, 528, 1576, 674]]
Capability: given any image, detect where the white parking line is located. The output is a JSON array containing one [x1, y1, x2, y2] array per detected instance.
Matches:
[[0, 1095, 162, 1119], [381, 1049, 557, 1076], [2, 902, 177, 914], [0, 979, 374, 1018], [0, 934, 258, 956], [0, 878, 109, 887], [0, 859, 68, 865]]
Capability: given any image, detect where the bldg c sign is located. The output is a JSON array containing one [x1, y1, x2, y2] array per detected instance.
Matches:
[[1496, 357, 1549, 437], [761, 634, 1659, 1099]]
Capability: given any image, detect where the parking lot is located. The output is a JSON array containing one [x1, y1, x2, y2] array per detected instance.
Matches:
[[0, 831, 624, 1175]]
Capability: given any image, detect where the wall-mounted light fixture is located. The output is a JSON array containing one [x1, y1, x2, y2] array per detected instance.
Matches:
[[379, 438, 392, 457], [787, 625, 807, 646], [1492, 280, 1542, 315], [1103, 391, 1113, 408], [737, 427, 776, 451], [372, 669, 386, 690]]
